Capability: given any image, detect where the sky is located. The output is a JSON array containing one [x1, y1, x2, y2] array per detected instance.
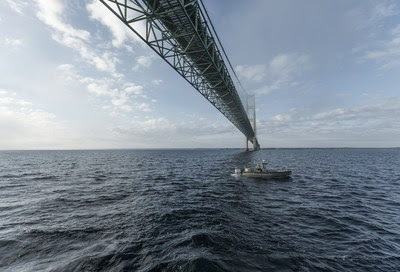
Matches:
[[0, 0, 399, 149]]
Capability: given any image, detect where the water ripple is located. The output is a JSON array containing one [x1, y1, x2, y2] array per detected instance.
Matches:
[[0, 149, 399, 271]]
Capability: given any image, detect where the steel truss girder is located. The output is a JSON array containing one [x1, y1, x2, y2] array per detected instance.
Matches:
[[99, 0, 256, 141]]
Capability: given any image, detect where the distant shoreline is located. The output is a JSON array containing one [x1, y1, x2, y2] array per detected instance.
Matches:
[[0, 147, 399, 151]]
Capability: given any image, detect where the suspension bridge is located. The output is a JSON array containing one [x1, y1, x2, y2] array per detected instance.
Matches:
[[99, 0, 260, 150]]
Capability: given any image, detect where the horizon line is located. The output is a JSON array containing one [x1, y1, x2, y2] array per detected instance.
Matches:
[[0, 147, 399, 151]]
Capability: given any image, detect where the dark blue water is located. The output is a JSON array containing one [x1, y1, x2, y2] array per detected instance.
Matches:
[[0, 149, 399, 272]]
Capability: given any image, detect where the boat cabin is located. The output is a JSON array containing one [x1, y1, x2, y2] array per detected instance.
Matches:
[[254, 162, 268, 172]]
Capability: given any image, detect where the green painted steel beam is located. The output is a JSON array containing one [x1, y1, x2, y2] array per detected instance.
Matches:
[[99, 0, 258, 144]]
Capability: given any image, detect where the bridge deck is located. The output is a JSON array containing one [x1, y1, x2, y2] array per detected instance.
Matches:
[[100, 0, 258, 146]]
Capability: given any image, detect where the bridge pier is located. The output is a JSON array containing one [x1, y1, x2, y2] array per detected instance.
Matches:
[[245, 137, 260, 151], [253, 137, 260, 151]]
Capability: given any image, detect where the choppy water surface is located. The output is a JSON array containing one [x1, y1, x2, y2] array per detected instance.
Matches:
[[0, 149, 399, 272]]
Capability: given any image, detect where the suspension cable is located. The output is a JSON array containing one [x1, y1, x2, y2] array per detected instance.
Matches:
[[199, 0, 248, 96]]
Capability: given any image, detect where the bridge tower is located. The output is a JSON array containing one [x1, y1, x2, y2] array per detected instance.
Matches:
[[245, 95, 260, 151]]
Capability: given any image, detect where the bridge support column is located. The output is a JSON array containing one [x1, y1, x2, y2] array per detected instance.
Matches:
[[245, 138, 249, 151], [253, 137, 258, 151]]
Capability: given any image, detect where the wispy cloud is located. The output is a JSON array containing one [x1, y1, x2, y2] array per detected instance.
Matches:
[[86, 0, 135, 49], [57, 64, 151, 114], [351, 2, 400, 69], [35, 0, 90, 41], [363, 24, 400, 68], [368, 2, 399, 26], [132, 55, 157, 71], [34, 0, 119, 75], [235, 64, 267, 82], [0, 89, 70, 149], [86, 0, 146, 47], [237, 53, 311, 95], [111, 116, 236, 145], [30, 0, 163, 117], [257, 98, 400, 146], [4, 0, 27, 15], [0, 89, 31, 107], [1, 37, 23, 47], [348, 1, 399, 31], [151, 79, 163, 86]]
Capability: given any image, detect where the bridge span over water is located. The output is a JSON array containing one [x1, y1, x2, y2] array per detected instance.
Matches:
[[100, 0, 260, 150]]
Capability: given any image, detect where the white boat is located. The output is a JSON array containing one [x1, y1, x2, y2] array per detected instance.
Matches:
[[234, 161, 292, 179]]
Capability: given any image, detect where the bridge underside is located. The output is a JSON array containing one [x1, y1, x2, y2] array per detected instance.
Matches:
[[100, 0, 259, 149]]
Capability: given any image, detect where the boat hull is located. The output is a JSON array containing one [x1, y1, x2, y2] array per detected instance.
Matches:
[[242, 171, 292, 179]]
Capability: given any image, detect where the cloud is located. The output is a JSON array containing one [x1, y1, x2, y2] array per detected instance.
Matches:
[[111, 116, 236, 147], [237, 53, 311, 95], [269, 53, 310, 78], [87, 82, 116, 97], [363, 24, 400, 68], [0, 87, 156, 149], [0, 97, 31, 107], [368, 2, 399, 26], [235, 64, 267, 82], [35, 0, 90, 41], [56, 64, 150, 114], [4, 38, 23, 46], [151, 79, 163, 86], [34, 0, 119, 75], [1, 38, 23, 48], [0, 90, 70, 149], [348, 2, 399, 31], [86, 0, 134, 48], [4, 0, 27, 15], [0, 90, 32, 107], [256, 98, 400, 147], [132, 55, 156, 71], [86, 0, 146, 47], [87, 81, 150, 113], [124, 83, 143, 96], [137, 55, 153, 67]]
